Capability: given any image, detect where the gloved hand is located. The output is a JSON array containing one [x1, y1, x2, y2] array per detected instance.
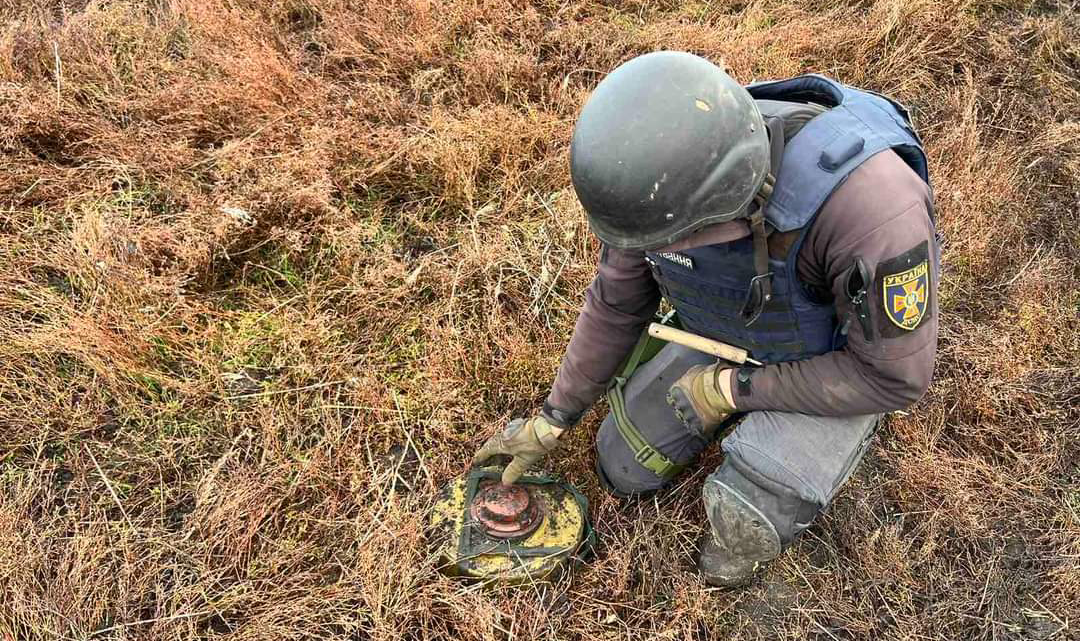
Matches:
[[471, 416, 564, 485], [667, 364, 736, 437]]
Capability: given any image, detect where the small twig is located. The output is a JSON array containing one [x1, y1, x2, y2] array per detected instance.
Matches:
[[560, 67, 606, 92], [532, 188, 558, 219], [18, 177, 43, 200], [84, 444, 134, 531], [392, 392, 433, 489], [359, 126, 433, 180], [989, 244, 1044, 290], [225, 378, 351, 400], [446, 260, 463, 324], [254, 292, 304, 323], [86, 610, 211, 637], [567, 592, 653, 615], [1026, 595, 1068, 636], [351, 486, 401, 552], [978, 555, 997, 613], [194, 428, 253, 506], [532, 254, 569, 316], [380, 437, 416, 494], [245, 261, 301, 293], [145, 298, 181, 330], [810, 619, 843, 641], [310, 404, 404, 413], [53, 42, 62, 107]]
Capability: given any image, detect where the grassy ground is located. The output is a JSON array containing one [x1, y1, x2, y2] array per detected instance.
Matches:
[[1, 0, 1078, 639]]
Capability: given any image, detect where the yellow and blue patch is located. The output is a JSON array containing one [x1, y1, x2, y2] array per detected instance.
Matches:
[[882, 260, 929, 330]]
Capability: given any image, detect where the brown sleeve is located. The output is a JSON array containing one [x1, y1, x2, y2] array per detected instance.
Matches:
[[543, 245, 661, 426], [731, 151, 938, 415]]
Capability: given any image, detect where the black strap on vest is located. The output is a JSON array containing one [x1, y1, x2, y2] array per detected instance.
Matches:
[[742, 204, 772, 326], [739, 186, 775, 327], [741, 116, 786, 326]]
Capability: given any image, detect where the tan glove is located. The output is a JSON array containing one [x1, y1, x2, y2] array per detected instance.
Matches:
[[471, 416, 563, 485], [667, 364, 736, 438]]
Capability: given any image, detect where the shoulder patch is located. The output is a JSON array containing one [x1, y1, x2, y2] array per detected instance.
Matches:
[[875, 241, 931, 336], [883, 261, 929, 330]]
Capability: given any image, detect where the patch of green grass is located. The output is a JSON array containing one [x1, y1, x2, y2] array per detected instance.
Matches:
[[215, 312, 286, 372], [372, 316, 426, 385], [250, 249, 304, 292], [129, 371, 171, 404], [118, 179, 182, 218], [165, 21, 192, 61], [158, 415, 214, 439]]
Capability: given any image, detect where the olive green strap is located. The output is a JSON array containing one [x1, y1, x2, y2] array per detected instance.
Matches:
[[604, 312, 685, 480], [606, 379, 684, 480], [613, 311, 677, 383], [617, 328, 653, 381]]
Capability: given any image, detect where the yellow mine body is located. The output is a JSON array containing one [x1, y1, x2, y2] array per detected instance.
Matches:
[[429, 470, 590, 584]]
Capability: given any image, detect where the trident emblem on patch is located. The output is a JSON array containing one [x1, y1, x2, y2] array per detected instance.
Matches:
[[883, 260, 929, 330]]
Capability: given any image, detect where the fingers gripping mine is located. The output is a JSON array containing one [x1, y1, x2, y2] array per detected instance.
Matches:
[[471, 439, 501, 468], [471, 418, 560, 483], [501, 453, 537, 485], [471, 431, 506, 467]]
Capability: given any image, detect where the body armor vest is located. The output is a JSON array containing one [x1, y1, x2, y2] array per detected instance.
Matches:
[[645, 75, 932, 364]]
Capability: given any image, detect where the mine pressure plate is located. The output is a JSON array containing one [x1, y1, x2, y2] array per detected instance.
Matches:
[[429, 468, 594, 584]]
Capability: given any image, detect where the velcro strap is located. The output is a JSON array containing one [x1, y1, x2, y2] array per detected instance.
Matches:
[[541, 402, 581, 429], [533, 418, 563, 451], [606, 381, 684, 479]]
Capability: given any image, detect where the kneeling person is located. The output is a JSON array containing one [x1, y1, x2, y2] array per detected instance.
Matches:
[[473, 52, 939, 587]]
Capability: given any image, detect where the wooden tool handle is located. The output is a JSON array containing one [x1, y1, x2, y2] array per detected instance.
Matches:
[[647, 323, 760, 365]]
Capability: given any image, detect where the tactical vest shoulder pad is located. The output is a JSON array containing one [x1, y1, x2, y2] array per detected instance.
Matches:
[[746, 75, 931, 232]]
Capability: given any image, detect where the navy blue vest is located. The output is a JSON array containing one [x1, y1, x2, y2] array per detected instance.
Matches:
[[645, 75, 931, 364]]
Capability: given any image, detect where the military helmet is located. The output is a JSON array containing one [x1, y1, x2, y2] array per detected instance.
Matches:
[[570, 51, 770, 250]]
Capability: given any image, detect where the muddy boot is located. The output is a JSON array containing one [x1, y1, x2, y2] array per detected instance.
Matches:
[[697, 482, 781, 587], [697, 534, 764, 588], [697, 465, 792, 587]]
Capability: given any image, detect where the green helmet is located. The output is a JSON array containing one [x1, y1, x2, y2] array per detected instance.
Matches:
[[570, 52, 770, 250]]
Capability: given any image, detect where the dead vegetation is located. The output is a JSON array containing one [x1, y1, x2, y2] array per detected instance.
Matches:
[[0, 0, 1077, 639]]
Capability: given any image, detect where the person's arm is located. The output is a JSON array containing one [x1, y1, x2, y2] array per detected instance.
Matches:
[[730, 151, 938, 415], [473, 243, 659, 483], [542, 245, 661, 427]]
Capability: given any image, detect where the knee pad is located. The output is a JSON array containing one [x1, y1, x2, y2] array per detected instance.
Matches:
[[594, 343, 717, 497], [594, 454, 654, 500], [594, 412, 670, 498], [594, 411, 679, 497], [706, 455, 820, 549]]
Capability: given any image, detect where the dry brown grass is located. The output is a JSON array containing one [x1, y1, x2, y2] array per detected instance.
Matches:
[[1, 0, 1077, 639]]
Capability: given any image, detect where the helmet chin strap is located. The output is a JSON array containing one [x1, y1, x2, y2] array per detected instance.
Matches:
[[741, 115, 785, 326]]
